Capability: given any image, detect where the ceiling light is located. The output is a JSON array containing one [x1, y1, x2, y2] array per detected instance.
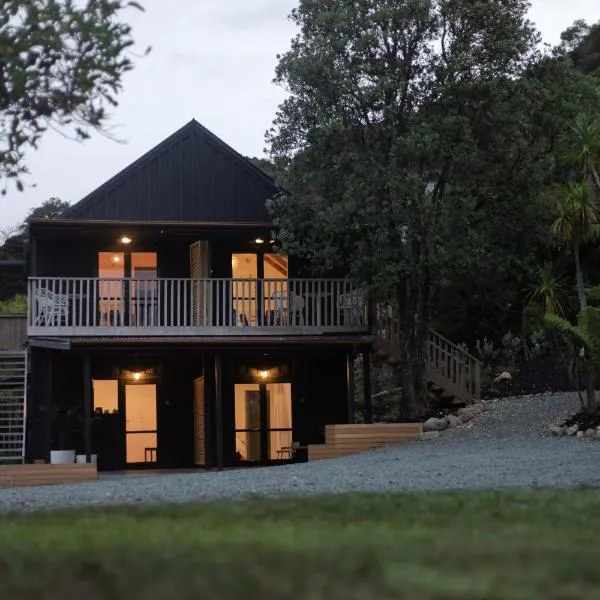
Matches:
[[258, 370, 269, 379], [120, 236, 132, 244], [133, 372, 142, 381], [111, 255, 121, 264], [255, 238, 265, 244]]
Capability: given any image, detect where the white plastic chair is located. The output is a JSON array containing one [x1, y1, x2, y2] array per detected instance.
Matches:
[[273, 290, 305, 325], [339, 290, 364, 325], [35, 288, 69, 325]]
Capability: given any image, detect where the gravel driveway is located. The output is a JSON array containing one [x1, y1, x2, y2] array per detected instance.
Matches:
[[2, 392, 598, 513]]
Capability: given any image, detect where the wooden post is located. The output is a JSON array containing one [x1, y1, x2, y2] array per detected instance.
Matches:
[[83, 355, 92, 462], [215, 353, 224, 471], [362, 351, 372, 423], [346, 352, 355, 424], [44, 352, 52, 463]]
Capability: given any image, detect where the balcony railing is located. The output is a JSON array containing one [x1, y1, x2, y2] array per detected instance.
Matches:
[[27, 277, 369, 337]]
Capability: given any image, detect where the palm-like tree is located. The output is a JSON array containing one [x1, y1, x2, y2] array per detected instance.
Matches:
[[525, 262, 568, 316], [564, 112, 600, 200], [550, 181, 600, 310]]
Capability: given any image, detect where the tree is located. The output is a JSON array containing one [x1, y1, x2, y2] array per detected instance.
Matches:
[[549, 181, 600, 310], [267, 0, 569, 418], [0, 0, 147, 192], [0, 197, 69, 300]]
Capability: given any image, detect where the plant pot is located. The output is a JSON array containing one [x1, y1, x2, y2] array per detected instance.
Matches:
[[50, 449, 76, 464], [75, 454, 97, 464]]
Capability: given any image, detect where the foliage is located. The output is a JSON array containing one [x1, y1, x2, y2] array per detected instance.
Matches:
[[267, 0, 576, 417], [0, 293, 26, 314], [0, 0, 147, 191], [544, 285, 600, 412], [557, 19, 600, 75], [0, 197, 68, 301], [524, 262, 569, 318], [4, 491, 600, 599]]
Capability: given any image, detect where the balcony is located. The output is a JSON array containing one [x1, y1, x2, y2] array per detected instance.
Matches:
[[27, 277, 369, 337]]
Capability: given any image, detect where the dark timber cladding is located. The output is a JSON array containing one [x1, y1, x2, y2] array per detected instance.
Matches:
[[60, 120, 279, 223]]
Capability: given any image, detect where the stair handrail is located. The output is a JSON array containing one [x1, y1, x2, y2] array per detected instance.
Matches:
[[375, 304, 482, 401]]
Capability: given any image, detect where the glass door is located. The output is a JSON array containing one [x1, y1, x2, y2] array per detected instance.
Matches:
[[125, 383, 158, 464], [234, 384, 262, 462], [234, 382, 293, 463], [266, 383, 292, 460]]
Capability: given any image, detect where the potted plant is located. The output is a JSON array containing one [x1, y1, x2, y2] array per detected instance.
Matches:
[[75, 408, 103, 464], [50, 406, 78, 464]]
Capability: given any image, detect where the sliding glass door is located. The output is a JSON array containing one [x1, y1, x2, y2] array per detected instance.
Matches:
[[234, 383, 292, 463]]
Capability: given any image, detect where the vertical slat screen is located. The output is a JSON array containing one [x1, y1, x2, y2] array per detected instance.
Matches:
[[193, 376, 206, 467]]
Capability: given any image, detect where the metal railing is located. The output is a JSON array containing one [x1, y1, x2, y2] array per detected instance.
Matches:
[[0, 351, 26, 464], [27, 277, 369, 336]]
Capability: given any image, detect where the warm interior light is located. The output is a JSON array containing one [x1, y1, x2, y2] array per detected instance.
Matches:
[[133, 372, 142, 381], [120, 236, 132, 244], [111, 255, 121, 264], [258, 370, 269, 379], [255, 238, 265, 244]]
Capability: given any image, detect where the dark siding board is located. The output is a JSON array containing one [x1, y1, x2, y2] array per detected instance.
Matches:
[[61, 121, 277, 224]]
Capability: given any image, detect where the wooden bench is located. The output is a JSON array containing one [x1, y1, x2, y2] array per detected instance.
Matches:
[[308, 423, 423, 461], [0, 463, 98, 488]]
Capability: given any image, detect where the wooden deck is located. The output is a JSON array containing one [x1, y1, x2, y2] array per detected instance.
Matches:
[[308, 423, 423, 461], [0, 463, 98, 488]]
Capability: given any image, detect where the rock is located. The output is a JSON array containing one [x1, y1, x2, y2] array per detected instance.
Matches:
[[469, 404, 483, 415], [493, 371, 512, 384], [585, 428, 597, 438], [446, 414, 463, 428], [457, 407, 474, 423], [577, 430, 585, 438], [565, 424, 579, 436], [549, 426, 565, 436], [418, 431, 441, 441], [423, 417, 449, 432]]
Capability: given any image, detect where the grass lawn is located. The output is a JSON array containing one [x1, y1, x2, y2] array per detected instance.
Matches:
[[1, 489, 600, 599]]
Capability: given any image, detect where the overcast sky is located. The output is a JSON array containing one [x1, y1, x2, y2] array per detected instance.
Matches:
[[0, 0, 598, 227]]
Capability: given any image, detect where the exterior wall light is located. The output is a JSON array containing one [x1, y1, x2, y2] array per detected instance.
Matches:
[[120, 236, 132, 244], [255, 238, 265, 244], [133, 372, 142, 380], [259, 370, 269, 379]]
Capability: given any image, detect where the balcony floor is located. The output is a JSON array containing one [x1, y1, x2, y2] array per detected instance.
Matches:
[[27, 325, 370, 338]]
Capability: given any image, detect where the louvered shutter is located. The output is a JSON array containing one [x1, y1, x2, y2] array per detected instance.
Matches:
[[190, 241, 209, 326], [193, 376, 206, 466]]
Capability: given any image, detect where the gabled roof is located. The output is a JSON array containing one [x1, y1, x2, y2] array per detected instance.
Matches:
[[61, 119, 280, 223]]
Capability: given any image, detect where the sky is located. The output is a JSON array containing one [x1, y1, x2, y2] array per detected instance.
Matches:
[[0, 0, 598, 227]]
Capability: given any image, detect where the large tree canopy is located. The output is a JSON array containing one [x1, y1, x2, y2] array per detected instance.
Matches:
[[0, 0, 145, 191], [267, 0, 597, 417]]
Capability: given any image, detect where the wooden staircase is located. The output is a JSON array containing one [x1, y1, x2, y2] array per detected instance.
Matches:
[[374, 306, 481, 403], [308, 423, 423, 461]]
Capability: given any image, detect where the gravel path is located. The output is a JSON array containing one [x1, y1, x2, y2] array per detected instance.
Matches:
[[2, 392, 598, 513]]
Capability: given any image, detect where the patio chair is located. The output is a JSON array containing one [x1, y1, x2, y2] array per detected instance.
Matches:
[[338, 290, 364, 326], [34, 288, 69, 325], [273, 290, 305, 326]]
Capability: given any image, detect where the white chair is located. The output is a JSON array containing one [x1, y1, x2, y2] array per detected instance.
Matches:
[[273, 290, 305, 325], [339, 290, 364, 326], [35, 288, 69, 325]]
